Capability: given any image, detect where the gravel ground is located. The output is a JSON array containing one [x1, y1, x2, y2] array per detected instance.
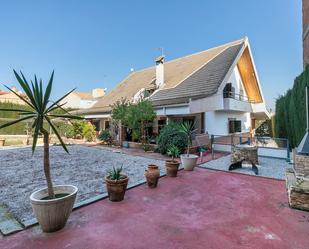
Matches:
[[0, 145, 165, 224], [199, 154, 291, 179]]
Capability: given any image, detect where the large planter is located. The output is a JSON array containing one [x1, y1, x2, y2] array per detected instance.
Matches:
[[145, 164, 160, 188], [165, 160, 180, 177], [105, 175, 129, 202], [181, 154, 198, 171], [0, 139, 5, 147], [30, 185, 78, 233]]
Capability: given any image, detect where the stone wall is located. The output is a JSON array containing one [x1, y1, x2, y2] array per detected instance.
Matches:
[[295, 154, 309, 177]]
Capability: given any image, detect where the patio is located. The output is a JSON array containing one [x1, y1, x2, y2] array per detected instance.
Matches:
[[0, 144, 226, 232], [0, 168, 308, 249]]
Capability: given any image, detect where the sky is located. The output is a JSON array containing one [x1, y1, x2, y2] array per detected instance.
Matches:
[[0, 0, 302, 110]]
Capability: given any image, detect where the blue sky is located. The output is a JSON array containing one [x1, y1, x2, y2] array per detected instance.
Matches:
[[0, 0, 302, 110]]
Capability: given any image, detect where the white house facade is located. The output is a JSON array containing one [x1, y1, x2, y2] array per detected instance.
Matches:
[[79, 37, 269, 139]]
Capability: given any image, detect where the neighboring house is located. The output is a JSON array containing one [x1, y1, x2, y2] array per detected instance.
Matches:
[[80, 37, 270, 139], [303, 0, 309, 67], [0, 87, 26, 105], [61, 88, 106, 109]]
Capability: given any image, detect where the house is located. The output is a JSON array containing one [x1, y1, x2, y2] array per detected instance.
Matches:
[[0, 87, 27, 105], [303, 0, 309, 67], [60, 88, 106, 109], [80, 37, 270, 139]]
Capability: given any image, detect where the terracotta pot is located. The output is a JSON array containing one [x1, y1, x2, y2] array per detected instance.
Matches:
[[180, 154, 199, 171], [30, 185, 78, 233], [105, 175, 129, 202], [145, 164, 160, 188], [165, 160, 180, 177]]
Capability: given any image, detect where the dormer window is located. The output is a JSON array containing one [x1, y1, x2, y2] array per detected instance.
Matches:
[[223, 83, 235, 98]]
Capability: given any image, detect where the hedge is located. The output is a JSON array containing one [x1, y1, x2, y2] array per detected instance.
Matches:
[[275, 65, 309, 148]]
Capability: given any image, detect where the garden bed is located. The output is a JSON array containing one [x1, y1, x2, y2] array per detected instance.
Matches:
[[0, 145, 165, 224]]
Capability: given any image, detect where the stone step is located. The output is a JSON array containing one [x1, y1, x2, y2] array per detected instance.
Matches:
[[0, 205, 24, 235], [286, 169, 309, 211]]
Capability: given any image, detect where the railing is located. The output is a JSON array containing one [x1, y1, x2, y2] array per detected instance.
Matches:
[[208, 134, 290, 161], [223, 91, 255, 104]]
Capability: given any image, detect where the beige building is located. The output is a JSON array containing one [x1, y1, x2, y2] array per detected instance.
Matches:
[[0, 87, 26, 105], [61, 88, 106, 109]]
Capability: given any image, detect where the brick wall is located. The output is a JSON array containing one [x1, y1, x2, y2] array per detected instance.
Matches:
[[303, 0, 309, 67]]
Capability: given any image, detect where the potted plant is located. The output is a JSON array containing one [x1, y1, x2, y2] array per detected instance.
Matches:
[[179, 121, 198, 171], [105, 166, 129, 201], [166, 145, 180, 177], [0, 70, 82, 232]]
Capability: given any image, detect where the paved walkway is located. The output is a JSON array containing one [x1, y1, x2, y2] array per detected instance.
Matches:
[[1, 168, 308, 249], [200, 155, 291, 179]]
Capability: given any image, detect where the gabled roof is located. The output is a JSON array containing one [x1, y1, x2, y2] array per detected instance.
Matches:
[[73, 92, 93, 100], [82, 38, 248, 114]]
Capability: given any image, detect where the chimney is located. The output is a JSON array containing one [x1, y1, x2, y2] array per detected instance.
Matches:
[[92, 88, 106, 98], [303, 0, 309, 68], [155, 55, 164, 88]]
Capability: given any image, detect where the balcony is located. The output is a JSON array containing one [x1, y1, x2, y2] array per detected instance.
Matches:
[[223, 91, 253, 112]]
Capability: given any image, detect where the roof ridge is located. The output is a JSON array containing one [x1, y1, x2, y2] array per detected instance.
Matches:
[[132, 37, 246, 73]]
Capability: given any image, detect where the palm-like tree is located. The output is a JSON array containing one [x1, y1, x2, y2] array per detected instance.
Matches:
[[179, 121, 197, 156], [0, 70, 82, 199]]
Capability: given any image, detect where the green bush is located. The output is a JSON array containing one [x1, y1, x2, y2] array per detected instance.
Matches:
[[156, 122, 188, 154], [275, 65, 309, 148], [72, 121, 85, 138], [55, 122, 74, 138], [98, 129, 112, 145], [82, 122, 96, 142]]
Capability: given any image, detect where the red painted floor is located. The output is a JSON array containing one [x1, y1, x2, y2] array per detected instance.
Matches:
[[1, 168, 309, 249]]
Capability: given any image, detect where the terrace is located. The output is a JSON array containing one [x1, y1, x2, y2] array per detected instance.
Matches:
[[1, 166, 309, 249]]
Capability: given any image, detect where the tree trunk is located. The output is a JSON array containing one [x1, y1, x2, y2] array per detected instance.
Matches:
[[42, 129, 55, 199]]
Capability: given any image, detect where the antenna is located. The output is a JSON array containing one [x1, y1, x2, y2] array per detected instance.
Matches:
[[158, 47, 164, 57]]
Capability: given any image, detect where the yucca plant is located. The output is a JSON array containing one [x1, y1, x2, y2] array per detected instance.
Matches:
[[108, 166, 124, 180], [179, 121, 197, 156], [0, 70, 82, 199], [167, 145, 180, 162]]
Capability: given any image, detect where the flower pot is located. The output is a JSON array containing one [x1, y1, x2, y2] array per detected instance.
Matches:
[[30, 185, 78, 233], [105, 175, 129, 202], [165, 160, 180, 177], [145, 164, 160, 188], [0, 139, 5, 147], [180, 154, 198, 171]]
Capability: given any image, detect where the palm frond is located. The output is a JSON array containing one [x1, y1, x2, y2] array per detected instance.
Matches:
[[0, 115, 35, 129], [45, 116, 69, 153], [45, 88, 76, 113], [13, 70, 38, 110]]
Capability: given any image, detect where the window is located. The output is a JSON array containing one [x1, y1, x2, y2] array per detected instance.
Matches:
[[223, 83, 235, 98], [229, 119, 241, 133], [105, 120, 110, 130]]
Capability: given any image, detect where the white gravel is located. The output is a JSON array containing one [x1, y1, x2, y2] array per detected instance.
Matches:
[[199, 155, 292, 179], [0, 145, 165, 224]]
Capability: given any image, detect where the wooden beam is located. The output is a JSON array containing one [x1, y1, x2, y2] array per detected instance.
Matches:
[[237, 48, 263, 103]]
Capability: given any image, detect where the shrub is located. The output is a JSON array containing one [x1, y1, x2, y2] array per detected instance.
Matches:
[[72, 121, 85, 138], [82, 122, 96, 142], [55, 121, 74, 138], [157, 122, 188, 154], [99, 129, 112, 145], [275, 65, 309, 147]]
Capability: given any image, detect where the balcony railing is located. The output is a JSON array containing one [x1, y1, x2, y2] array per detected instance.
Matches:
[[223, 91, 255, 104]]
